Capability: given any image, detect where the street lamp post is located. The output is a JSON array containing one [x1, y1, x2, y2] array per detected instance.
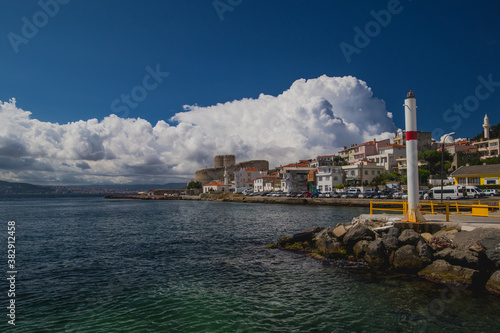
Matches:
[[440, 132, 456, 203]]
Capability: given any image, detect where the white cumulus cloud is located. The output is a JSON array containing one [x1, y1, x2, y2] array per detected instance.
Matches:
[[0, 75, 396, 185]]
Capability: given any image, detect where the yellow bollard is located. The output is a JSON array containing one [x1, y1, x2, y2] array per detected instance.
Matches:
[[370, 201, 373, 215], [446, 203, 450, 222]]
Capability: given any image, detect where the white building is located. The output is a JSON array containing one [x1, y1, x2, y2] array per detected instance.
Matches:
[[233, 167, 267, 189], [367, 144, 406, 172], [342, 161, 385, 185], [203, 181, 231, 193], [315, 166, 344, 192], [254, 175, 281, 192]]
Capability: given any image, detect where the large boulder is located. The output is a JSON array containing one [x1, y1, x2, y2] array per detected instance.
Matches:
[[398, 229, 421, 246], [393, 245, 426, 272], [417, 241, 434, 260], [434, 248, 479, 269], [353, 240, 370, 259], [364, 239, 387, 270], [481, 236, 500, 269], [382, 234, 399, 252], [486, 270, 500, 296], [386, 227, 401, 238], [453, 228, 500, 250], [418, 259, 480, 287], [420, 232, 433, 244], [315, 238, 346, 257], [433, 229, 460, 242], [291, 231, 315, 244], [343, 224, 375, 247], [332, 224, 348, 240]]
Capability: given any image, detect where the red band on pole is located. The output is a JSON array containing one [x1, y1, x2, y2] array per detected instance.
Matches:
[[406, 131, 418, 141]]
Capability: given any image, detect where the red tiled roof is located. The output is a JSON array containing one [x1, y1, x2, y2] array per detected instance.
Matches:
[[379, 144, 406, 149], [244, 168, 259, 171], [205, 181, 226, 186], [282, 163, 309, 168], [317, 155, 335, 158]]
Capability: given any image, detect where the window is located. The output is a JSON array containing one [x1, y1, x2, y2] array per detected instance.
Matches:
[[318, 176, 322, 181], [350, 170, 355, 176], [364, 170, 368, 175], [333, 176, 338, 180], [325, 176, 330, 181], [377, 171, 381, 175], [372, 170, 375, 175], [318, 185, 323, 191], [469, 177, 480, 184], [485, 178, 499, 185], [458, 178, 467, 184], [490, 142, 498, 147]]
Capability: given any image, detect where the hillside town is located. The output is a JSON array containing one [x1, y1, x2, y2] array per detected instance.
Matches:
[[194, 114, 500, 197]]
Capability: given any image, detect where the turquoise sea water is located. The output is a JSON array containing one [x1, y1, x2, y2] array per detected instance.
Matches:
[[2, 196, 500, 332]]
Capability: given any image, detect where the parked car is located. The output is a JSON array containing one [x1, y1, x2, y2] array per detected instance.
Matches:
[[379, 190, 393, 199], [483, 189, 499, 196], [303, 192, 312, 197], [358, 192, 373, 199], [419, 190, 426, 199], [392, 192, 404, 199], [260, 192, 269, 196]]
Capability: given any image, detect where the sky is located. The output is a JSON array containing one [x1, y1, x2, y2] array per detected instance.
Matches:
[[1, 0, 499, 185]]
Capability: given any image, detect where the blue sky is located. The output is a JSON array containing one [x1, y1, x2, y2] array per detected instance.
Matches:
[[1, 0, 499, 184]]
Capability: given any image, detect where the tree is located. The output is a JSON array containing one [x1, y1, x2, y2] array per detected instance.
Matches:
[[418, 150, 453, 175], [370, 171, 406, 185], [334, 156, 348, 166], [187, 181, 202, 189], [457, 151, 481, 167], [419, 168, 431, 185]]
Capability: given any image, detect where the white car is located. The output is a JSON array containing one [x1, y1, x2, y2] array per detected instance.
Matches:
[[483, 189, 499, 196]]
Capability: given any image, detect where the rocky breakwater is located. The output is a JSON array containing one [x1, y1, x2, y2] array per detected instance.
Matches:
[[272, 215, 500, 296]]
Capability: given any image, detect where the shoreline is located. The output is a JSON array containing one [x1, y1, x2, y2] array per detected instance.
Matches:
[[270, 214, 500, 296], [105, 193, 500, 208]]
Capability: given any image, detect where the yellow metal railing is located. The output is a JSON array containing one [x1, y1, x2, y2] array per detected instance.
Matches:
[[369, 200, 500, 221]]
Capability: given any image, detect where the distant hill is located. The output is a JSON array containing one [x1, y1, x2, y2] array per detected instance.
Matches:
[[0, 180, 55, 194], [473, 121, 500, 141], [80, 183, 187, 191], [0, 180, 187, 194]]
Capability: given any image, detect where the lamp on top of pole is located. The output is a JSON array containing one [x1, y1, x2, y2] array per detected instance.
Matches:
[[440, 132, 456, 203]]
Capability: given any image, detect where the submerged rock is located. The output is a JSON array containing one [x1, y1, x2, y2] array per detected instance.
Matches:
[[418, 259, 480, 287]]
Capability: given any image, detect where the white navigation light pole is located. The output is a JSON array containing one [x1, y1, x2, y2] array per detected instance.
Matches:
[[403, 91, 425, 222]]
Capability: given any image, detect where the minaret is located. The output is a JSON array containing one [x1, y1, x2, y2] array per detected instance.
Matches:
[[483, 114, 490, 140], [224, 166, 229, 185]]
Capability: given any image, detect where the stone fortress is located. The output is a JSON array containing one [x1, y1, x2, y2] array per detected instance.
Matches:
[[195, 155, 269, 185]]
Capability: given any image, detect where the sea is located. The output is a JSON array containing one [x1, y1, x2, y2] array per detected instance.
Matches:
[[2, 195, 500, 332]]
